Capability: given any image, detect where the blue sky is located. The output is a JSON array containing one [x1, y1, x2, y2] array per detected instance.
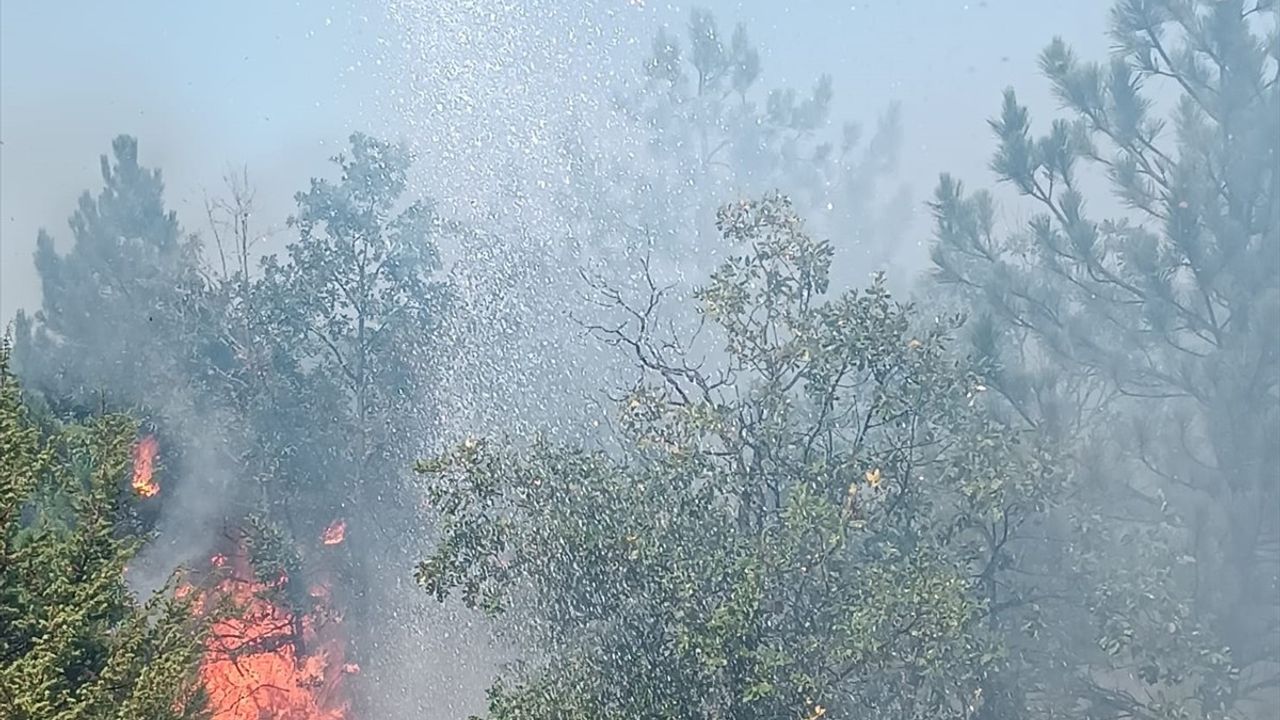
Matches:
[[0, 0, 1113, 318]]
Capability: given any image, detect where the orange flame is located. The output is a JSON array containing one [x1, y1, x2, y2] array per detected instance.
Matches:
[[132, 435, 160, 498], [194, 545, 351, 720], [321, 519, 346, 546]]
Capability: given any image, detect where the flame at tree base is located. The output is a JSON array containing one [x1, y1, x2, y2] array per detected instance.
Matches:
[[192, 544, 354, 720]]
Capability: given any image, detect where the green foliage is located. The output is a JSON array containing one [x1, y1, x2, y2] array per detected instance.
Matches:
[[223, 134, 449, 710], [253, 132, 447, 514], [0, 343, 208, 720], [419, 195, 1051, 719], [929, 1, 1279, 717], [12, 135, 217, 416], [11, 130, 451, 715]]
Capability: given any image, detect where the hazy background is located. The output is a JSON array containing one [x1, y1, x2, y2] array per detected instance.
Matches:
[[1, 0, 1111, 322]]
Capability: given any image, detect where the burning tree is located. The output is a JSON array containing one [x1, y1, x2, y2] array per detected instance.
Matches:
[[11, 130, 450, 717], [132, 433, 161, 498], [119, 432, 358, 720], [0, 344, 208, 719], [193, 533, 355, 720]]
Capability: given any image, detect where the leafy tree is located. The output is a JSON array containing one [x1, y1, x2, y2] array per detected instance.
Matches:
[[929, 1, 1279, 716], [222, 134, 450, 713], [0, 341, 208, 719], [417, 195, 1053, 719], [433, 9, 916, 468], [255, 132, 447, 515]]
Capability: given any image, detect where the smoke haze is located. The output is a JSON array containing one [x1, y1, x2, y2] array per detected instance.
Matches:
[[4, 2, 1273, 720], [3, 1, 1111, 320]]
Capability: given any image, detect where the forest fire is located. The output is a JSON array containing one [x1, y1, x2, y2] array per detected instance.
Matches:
[[132, 434, 160, 497], [194, 543, 353, 720]]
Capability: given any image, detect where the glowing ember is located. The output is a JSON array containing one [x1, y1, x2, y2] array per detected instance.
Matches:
[[195, 546, 351, 720], [131, 435, 160, 498], [321, 519, 346, 546]]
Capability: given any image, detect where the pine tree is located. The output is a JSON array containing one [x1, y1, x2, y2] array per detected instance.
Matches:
[[625, 8, 913, 280], [13, 135, 217, 415], [929, 1, 1278, 716], [0, 341, 208, 720]]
